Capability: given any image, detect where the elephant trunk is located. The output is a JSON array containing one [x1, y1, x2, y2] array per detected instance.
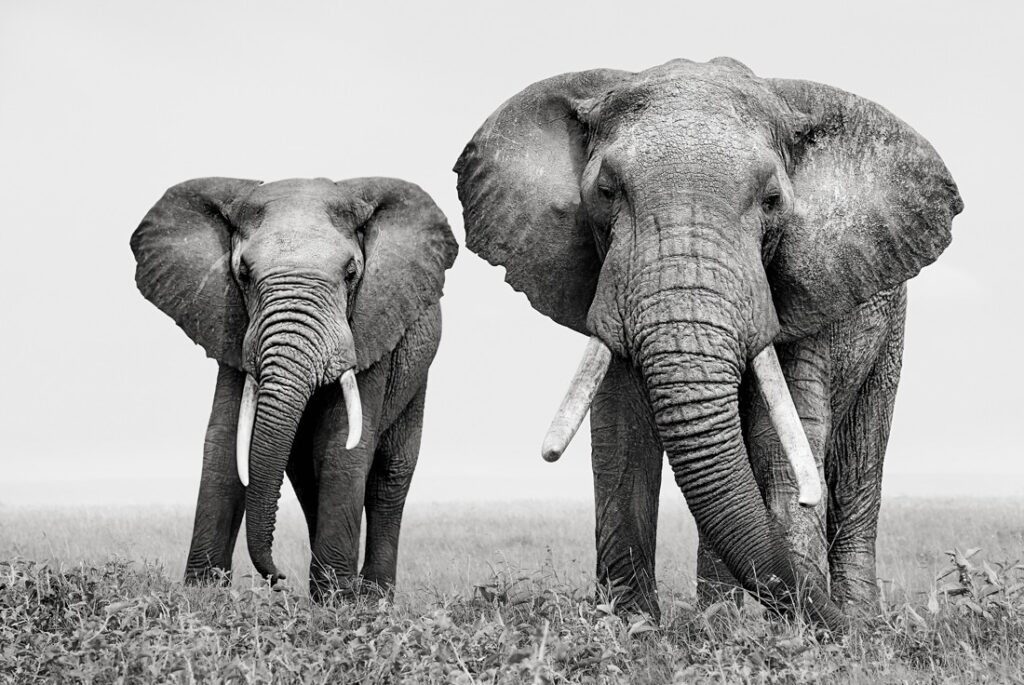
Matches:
[[245, 368, 313, 581], [241, 275, 359, 581], [629, 255, 842, 630]]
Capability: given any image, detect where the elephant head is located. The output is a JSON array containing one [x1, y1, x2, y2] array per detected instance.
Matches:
[[455, 58, 961, 629], [131, 177, 457, 581]]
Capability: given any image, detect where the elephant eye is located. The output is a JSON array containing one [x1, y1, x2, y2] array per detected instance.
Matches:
[[236, 259, 251, 285], [761, 192, 782, 214], [597, 183, 616, 200], [344, 258, 359, 284]]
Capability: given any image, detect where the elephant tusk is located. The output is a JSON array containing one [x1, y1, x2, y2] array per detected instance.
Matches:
[[236, 373, 259, 488], [339, 369, 363, 450], [541, 336, 612, 463], [751, 345, 822, 507]]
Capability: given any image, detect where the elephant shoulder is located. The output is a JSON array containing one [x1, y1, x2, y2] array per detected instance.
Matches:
[[379, 302, 442, 428], [827, 284, 907, 412], [391, 302, 442, 372]]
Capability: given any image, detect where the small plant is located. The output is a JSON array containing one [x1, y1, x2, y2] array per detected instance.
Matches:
[[933, 547, 1024, 619]]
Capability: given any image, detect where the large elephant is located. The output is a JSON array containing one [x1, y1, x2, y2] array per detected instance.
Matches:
[[455, 58, 961, 631], [131, 177, 457, 596]]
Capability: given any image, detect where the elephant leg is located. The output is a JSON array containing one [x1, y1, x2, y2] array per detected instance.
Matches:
[[309, 363, 386, 601], [286, 409, 321, 548], [185, 364, 246, 585], [286, 461, 319, 547], [744, 337, 832, 591], [827, 308, 905, 614], [590, 355, 663, 620], [360, 385, 425, 594]]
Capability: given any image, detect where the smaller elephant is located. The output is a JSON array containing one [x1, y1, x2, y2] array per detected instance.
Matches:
[[131, 177, 457, 597]]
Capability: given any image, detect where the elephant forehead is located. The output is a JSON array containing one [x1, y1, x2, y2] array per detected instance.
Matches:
[[240, 184, 358, 257], [235, 179, 354, 235], [597, 60, 778, 130], [242, 217, 355, 279], [248, 178, 341, 206], [602, 110, 772, 190]]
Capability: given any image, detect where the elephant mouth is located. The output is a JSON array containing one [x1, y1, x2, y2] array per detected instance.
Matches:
[[541, 335, 821, 507], [234, 367, 362, 488]]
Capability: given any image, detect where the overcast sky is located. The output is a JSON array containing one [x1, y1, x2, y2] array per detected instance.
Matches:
[[1, 0, 1020, 506]]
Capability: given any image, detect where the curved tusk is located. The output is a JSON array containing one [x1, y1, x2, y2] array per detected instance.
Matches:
[[339, 369, 363, 450], [751, 345, 822, 507], [236, 373, 258, 488], [541, 336, 613, 463]]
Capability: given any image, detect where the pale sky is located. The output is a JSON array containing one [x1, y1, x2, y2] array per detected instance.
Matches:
[[1, 0, 1021, 506]]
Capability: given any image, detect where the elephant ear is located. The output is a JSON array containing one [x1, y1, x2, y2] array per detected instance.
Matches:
[[454, 69, 633, 334], [768, 79, 964, 340], [130, 177, 262, 369], [337, 178, 458, 371]]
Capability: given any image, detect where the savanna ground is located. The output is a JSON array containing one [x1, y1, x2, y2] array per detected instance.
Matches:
[[2, 498, 1023, 683]]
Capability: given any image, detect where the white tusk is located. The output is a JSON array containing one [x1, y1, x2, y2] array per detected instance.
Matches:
[[339, 369, 362, 450], [236, 373, 258, 488], [541, 336, 613, 463], [751, 345, 822, 507]]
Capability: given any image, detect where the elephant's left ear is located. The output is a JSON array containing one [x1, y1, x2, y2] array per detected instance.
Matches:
[[337, 178, 458, 371], [767, 79, 964, 340]]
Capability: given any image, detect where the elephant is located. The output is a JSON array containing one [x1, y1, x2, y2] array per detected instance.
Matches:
[[130, 177, 458, 597], [455, 57, 962, 631]]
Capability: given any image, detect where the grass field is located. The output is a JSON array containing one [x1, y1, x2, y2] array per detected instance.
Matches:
[[2, 498, 1023, 682]]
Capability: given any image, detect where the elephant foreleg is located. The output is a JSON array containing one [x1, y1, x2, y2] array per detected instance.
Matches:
[[286, 408, 321, 547], [286, 444, 317, 544], [745, 338, 832, 589], [827, 301, 905, 614], [361, 385, 425, 594], [590, 355, 663, 620], [185, 364, 246, 585], [309, 363, 386, 601]]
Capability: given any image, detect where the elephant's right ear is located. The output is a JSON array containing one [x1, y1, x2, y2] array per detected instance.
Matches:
[[454, 69, 632, 334], [130, 177, 262, 369]]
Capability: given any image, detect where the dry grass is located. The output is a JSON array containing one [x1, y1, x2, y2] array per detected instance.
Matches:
[[1, 498, 1023, 682]]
